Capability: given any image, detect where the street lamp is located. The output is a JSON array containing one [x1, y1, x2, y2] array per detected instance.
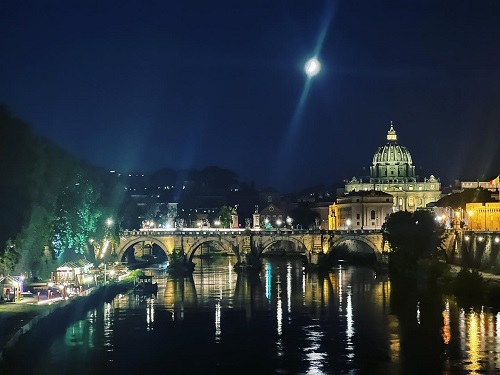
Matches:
[[106, 218, 114, 227], [346, 219, 352, 231], [286, 216, 293, 230], [276, 219, 282, 229]]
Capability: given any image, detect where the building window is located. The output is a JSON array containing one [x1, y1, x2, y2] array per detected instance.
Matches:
[[356, 214, 360, 219], [371, 210, 376, 220]]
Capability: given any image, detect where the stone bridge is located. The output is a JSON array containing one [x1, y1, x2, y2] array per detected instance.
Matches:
[[443, 230, 500, 271], [115, 228, 386, 270]]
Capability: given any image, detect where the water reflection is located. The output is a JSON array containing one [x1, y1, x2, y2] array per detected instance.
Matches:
[[23, 257, 500, 375]]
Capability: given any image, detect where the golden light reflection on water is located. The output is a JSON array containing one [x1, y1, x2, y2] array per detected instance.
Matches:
[[465, 308, 482, 373], [441, 300, 450, 345], [452, 304, 500, 374]]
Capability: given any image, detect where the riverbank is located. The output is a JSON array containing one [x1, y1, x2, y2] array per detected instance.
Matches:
[[0, 282, 131, 371], [0, 296, 67, 355]]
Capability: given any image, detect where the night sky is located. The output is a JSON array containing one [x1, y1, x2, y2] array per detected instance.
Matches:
[[1, 1, 500, 192]]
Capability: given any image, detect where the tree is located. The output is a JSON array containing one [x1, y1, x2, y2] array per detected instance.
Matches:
[[0, 240, 21, 276], [382, 210, 447, 280], [218, 206, 237, 228]]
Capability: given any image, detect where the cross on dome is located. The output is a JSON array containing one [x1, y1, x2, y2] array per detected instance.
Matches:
[[387, 121, 397, 142]]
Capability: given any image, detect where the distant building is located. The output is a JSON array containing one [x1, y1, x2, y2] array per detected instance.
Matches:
[[328, 190, 394, 230], [343, 123, 441, 211], [259, 203, 285, 228], [258, 188, 290, 228], [461, 176, 500, 192]]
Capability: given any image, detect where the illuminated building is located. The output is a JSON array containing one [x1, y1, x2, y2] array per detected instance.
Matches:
[[343, 122, 441, 212], [465, 202, 500, 231], [328, 190, 393, 230]]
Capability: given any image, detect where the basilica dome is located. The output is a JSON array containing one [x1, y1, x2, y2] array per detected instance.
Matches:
[[372, 123, 413, 165], [370, 122, 416, 182]]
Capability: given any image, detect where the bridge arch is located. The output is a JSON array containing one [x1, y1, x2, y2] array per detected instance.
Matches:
[[330, 235, 382, 262], [257, 236, 307, 256], [117, 236, 170, 262], [186, 236, 237, 262]]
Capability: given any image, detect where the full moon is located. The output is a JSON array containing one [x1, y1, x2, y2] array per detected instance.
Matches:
[[304, 57, 321, 77]]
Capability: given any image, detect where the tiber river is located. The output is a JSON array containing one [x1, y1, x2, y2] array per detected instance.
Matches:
[[18, 257, 500, 374]]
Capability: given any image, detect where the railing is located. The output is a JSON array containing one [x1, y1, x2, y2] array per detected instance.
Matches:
[[120, 228, 383, 236]]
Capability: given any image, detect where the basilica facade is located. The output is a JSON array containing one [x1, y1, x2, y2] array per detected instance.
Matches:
[[342, 123, 441, 214]]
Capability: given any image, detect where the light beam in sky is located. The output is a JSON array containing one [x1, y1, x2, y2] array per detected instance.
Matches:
[[270, 2, 337, 190]]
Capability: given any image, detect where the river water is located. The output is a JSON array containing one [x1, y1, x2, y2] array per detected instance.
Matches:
[[24, 257, 500, 374]]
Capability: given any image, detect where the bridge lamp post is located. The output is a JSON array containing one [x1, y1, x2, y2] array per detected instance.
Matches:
[[197, 221, 203, 231], [346, 219, 352, 231], [214, 219, 220, 231], [276, 219, 282, 230], [286, 216, 293, 230]]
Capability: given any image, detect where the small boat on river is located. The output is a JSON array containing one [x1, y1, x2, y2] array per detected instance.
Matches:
[[134, 275, 158, 294]]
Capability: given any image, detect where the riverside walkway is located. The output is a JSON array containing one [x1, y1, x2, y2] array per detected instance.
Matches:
[[0, 295, 65, 356]]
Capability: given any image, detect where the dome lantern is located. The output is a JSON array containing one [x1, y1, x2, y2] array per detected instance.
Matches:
[[387, 121, 397, 142]]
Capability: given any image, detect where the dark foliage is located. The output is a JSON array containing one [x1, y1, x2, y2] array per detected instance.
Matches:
[[0, 106, 125, 275], [383, 210, 447, 282]]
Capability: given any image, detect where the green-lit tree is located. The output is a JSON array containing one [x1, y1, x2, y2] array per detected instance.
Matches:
[[218, 205, 237, 228]]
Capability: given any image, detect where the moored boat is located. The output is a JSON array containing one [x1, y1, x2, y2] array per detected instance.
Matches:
[[134, 275, 158, 294]]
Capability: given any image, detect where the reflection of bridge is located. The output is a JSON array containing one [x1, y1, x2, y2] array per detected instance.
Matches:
[[117, 229, 386, 270]]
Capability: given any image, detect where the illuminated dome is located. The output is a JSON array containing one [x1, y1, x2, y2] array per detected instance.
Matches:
[[370, 122, 416, 183]]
